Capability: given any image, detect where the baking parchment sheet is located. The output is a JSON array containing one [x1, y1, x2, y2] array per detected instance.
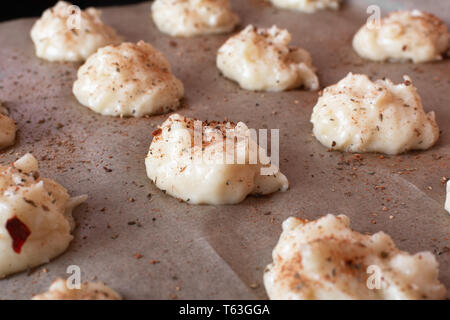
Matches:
[[0, 0, 448, 299]]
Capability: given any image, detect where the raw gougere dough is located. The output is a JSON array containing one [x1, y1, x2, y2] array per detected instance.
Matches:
[[0, 103, 16, 149], [217, 25, 319, 92], [151, 0, 239, 37], [310, 73, 439, 154], [32, 278, 121, 300], [264, 214, 447, 300], [73, 41, 184, 117], [268, 0, 341, 13], [145, 114, 289, 205], [0, 154, 87, 278], [446, 181, 450, 214], [30, 1, 121, 62], [353, 10, 450, 63]]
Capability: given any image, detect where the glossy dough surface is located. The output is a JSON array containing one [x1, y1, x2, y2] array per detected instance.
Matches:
[[145, 114, 289, 205], [268, 0, 340, 13], [73, 41, 184, 117], [217, 25, 319, 92], [151, 0, 239, 37], [0, 103, 16, 149], [32, 278, 121, 300], [30, 1, 121, 62], [310, 73, 439, 154], [446, 181, 450, 214], [353, 10, 450, 63], [264, 214, 447, 300], [0, 154, 87, 278]]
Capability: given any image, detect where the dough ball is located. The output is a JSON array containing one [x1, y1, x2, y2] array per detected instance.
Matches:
[[32, 278, 121, 300], [30, 1, 121, 62], [217, 25, 319, 92], [310, 73, 439, 154], [73, 41, 184, 117], [268, 0, 341, 13], [151, 0, 239, 37], [0, 154, 87, 278], [145, 113, 289, 205], [0, 103, 16, 149], [353, 10, 449, 63], [264, 214, 447, 299], [445, 180, 450, 214]]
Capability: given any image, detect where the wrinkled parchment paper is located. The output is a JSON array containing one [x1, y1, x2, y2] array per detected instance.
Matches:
[[0, 0, 448, 299]]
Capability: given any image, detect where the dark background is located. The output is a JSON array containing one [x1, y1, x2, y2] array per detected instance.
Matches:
[[0, 1, 148, 22]]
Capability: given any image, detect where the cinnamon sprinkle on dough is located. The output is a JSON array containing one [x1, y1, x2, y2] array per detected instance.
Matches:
[[73, 41, 184, 117], [30, 1, 121, 62], [145, 113, 289, 205], [0, 154, 87, 278], [151, 0, 239, 37], [353, 10, 450, 63], [310, 73, 439, 154], [32, 278, 121, 300], [264, 214, 447, 300], [217, 25, 319, 92]]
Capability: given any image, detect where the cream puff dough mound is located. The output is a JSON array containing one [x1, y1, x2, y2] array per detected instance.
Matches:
[[217, 25, 319, 92], [445, 181, 450, 214], [0, 154, 87, 278], [268, 0, 340, 13], [353, 10, 450, 63], [33, 278, 121, 300], [0, 103, 16, 149], [264, 214, 447, 300], [151, 0, 239, 37], [30, 1, 121, 62], [145, 114, 289, 205], [73, 41, 184, 117], [310, 73, 439, 155]]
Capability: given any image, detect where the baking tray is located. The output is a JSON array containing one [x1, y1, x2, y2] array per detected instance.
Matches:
[[0, 0, 448, 299]]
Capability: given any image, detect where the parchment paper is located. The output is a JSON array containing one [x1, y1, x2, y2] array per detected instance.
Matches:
[[0, 0, 448, 299]]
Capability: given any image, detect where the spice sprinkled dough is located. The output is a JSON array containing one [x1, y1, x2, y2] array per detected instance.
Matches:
[[32, 278, 121, 300], [310, 73, 439, 155], [145, 114, 289, 205], [217, 25, 319, 92], [73, 41, 184, 117], [268, 0, 341, 13], [151, 0, 239, 37], [0, 103, 16, 149], [264, 214, 447, 300], [30, 1, 121, 62], [0, 154, 87, 278], [353, 10, 450, 63]]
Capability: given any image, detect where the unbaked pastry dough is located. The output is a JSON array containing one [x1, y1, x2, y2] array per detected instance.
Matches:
[[0, 103, 16, 149], [264, 214, 447, 300], [145, 113, 289, 205], [310, 73, 439, 154], [268, 0, 341, 13], [353, 10, 450, 63], [151, 0, 239, 37], [445, 181, 450, 214], [217, 25, 319, 92], [0, 154, 87, 278], [73, 41, 184, 117], [30, 1, 121, 62], [32, 278, 121, 300]]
